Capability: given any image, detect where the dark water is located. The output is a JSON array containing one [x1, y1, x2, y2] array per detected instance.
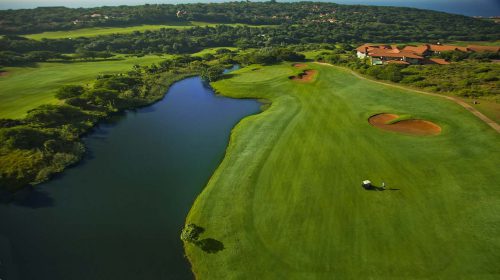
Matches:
[[0, 75, 261, 280]]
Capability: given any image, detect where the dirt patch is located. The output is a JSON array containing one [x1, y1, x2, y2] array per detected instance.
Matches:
[[290, 69, 317, 82], [293, 63, 307, 68], [369, 113, 441, 136], [0, 71, 8, 77]]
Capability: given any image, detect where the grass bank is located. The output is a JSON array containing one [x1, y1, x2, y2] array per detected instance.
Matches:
[[184, 63, 500, 278]]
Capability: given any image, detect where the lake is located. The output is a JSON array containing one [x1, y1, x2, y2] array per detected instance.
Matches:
[[0, 75, 261, 280]]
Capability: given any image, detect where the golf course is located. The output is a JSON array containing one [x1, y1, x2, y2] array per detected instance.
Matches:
[[0, 55, 167, 119], [23, 22, 274, 40], [184, 63, 500, 279]]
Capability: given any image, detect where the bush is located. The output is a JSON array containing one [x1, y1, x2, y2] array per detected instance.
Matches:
[[181, 224, 205, 243], [26, 104, 94, 128], [55, 85, 85, 100], [0, 126, 52, 150], [200, 65, 224, 82]]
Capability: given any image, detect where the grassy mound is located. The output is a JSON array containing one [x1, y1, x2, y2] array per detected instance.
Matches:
[[184, 63, 500, 278]]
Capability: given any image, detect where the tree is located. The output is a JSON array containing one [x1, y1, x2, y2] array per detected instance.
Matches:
[[0, 126, 51, 149], [84, 88, 120, 108], [180, 224, 205, 243], [200, 65, 225, 82], [55, 85, 85, 100]]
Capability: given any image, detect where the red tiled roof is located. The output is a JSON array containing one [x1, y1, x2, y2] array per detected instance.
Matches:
[[386, 60, 410, 65], [356, 44, 375, 53], [368, 48, 423, 59], [429, 44, 463, 52], [403, 45, 429, 55], [427, 58, 450, 65], [356, 44, 392, 53], [467, 45, 500, 52]]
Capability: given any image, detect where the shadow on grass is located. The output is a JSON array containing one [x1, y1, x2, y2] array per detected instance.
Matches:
[[195, 238, 225, 254], [363, 185, 400, 191], [219, 73, 238, 80], [181, 223, 225, 254]]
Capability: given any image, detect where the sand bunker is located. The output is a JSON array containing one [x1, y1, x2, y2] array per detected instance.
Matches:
[[369, 113, 441, 136], [293, 63, 307, 68], [290, 70, 317, 82]]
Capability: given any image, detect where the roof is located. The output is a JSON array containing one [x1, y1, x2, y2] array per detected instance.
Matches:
[[427, 58, 450, 65], [403, 45, 429, 55], [368, 48, 423, 59], [428, 44, 468, 52], [356, 44, 376, 53], [467, 45, 500, 52], [386, 60, 410, 65]]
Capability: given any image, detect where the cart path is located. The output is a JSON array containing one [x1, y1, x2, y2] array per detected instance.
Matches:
[[315, 62, 500, 133]]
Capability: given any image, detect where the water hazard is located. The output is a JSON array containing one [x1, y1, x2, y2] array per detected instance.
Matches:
[[0, 75, 260, 280]]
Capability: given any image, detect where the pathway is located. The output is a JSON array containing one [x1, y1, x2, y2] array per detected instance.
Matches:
[[315, 62, 500, 133]]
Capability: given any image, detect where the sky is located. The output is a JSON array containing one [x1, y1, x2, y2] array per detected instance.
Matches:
[[0, 0, 498, 16]]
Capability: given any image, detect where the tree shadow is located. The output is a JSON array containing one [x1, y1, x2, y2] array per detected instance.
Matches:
[[195, 238, 225, 254], [181, 223, 224, 254], [0, 187, 54, 208], [219, 73, 238, 80]]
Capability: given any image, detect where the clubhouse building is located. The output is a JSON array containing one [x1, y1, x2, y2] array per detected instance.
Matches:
[[356, 43, 500, 65]]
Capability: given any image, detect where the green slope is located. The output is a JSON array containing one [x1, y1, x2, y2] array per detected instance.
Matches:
[[23, 22, 275, 40], [184, 63, 500, 279], [0, 55, 166, 119]]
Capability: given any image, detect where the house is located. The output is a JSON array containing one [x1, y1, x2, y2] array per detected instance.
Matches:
[[357, 43, 499, 66], [356, 44, 424, 65]]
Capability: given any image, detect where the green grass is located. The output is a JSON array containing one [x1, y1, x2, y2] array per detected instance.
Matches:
[[0, 55, 167, 119], [23, 22, 276, 40], [191, 47, 239, 57], [185, 63, 500, 279], [462, 98, 500, 124]]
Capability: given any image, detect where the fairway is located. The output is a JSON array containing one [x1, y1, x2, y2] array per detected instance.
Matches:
[[0, 55, 166, 119], [23, 22, 275, 40], [184, 63, 500, 278]]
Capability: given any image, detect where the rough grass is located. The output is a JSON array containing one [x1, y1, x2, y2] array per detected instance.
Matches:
[[23, 22, 276, 40], [0, 55, 167, 119], [460, 98, 500, 124], [184, 63, 500, 279], [191, 47, 239, 57]]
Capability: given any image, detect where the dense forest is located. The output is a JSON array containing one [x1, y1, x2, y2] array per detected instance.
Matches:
[[1, 2, 499, 67], [1, 2, 499, 39]]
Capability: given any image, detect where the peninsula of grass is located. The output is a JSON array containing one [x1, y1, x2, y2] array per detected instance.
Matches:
[[0, 55, 166, 119], [23, 22, 275, 40], [184, 63, 500, 278]]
